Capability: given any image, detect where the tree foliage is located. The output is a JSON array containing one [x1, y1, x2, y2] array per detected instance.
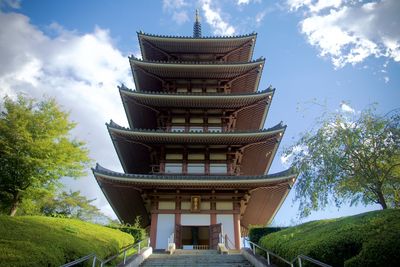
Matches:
[[0, 94, 90, 215], [283, 107, 400, 217], [40, 190, 108, 222]]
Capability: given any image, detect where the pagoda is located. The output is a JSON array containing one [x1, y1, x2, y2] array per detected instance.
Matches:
[[93, 11, 296, 250]]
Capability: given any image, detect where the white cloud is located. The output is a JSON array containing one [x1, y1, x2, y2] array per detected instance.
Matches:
[[384, 76, 389, 83], [237, 0, 250, 5], [0, 11, 134, 220], [173, 10, 189, 24], [255, 9, 267, 24], [288, 0, 342, 13], [237, 0, 261, 5], [162, 0, 191, 26], [201, 0, 235, 36], [340, 102, 355, 113], [0, 0, 21, 9], [288, 0, 400, 68], [163, 0, 188, 10]]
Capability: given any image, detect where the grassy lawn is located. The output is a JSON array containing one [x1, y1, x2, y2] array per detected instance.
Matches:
[[258, 209, 400, 267], [0, 215, 134, 267]]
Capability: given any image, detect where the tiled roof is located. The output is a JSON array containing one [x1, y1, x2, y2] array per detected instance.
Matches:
[[137, 31, 257, 40]]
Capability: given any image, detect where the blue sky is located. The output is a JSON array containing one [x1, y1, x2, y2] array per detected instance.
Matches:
[[0, 0, 399, 225]]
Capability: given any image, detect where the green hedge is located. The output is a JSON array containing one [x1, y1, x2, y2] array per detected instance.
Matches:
[[258, 209, 400, 267], [0, 215, 134, 267], [249, 227, 286, 244], [108, 225, 146, 242]]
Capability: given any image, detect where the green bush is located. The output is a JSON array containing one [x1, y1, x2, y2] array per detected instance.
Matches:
[[108, 225, 146, 242], [258, 209, 400, 267], [119, 226, 146, 241], [249, 227, 286, 244], [0, 215, 134, 267]]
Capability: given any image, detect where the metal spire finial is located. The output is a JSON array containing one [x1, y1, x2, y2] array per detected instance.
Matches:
[[193, 9, 202, 38], [195, 9, 200, 22]]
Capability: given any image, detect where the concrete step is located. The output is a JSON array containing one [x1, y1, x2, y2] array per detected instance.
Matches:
[[140, 250, 253, 267]]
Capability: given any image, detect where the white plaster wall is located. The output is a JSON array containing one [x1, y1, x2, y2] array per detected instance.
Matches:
[[216, 202, 233, 210], [181, 201, 191, 210], [217, 214, 235, 248], [181, 214, 210, 225], [200, 201, 210, 210], [156, 214, 175, 249], [158, 201, 175, 210]]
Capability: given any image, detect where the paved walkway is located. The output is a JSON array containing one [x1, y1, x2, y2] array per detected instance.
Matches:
[[140, 249, 253, 267]]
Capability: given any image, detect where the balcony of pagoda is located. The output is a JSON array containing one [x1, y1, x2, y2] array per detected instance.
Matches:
[[107, 121, 285, 176], [119, 86, 274, 131], [138, 32, 257, 63], [129, 57, 264, 93]]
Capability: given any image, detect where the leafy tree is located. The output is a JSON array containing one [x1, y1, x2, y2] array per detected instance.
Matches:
[[283, 107, 400, 217], [0, 94, 90, 216], [40, 190, 108, 222], [15, 189, 111, 223]]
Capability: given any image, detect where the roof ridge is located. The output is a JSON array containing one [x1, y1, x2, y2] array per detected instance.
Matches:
[[128, 56, 265, 65], [119, 86, 273, 96], [137, 31, 257, 39], [93, 163, 295, 181], [107, 121, 285, 133]]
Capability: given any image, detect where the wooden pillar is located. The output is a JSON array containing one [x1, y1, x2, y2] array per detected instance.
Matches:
[[150, 213, 158, 249], [233, 213, 241, 249], [211, 191, 217, 225], [175, 195, 181, 225], [211, 213, 217, 225]]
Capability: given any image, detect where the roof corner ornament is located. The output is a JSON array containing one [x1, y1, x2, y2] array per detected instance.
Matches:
[[193, 9, 202, 38]]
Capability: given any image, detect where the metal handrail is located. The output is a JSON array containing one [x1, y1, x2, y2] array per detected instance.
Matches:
[[295, 255, 332, 267], [60, 253, 96, 267], [244, 238, 332, 267], [167, 232, 175, 244], [60, 238, 149, 267], [100, 238, 149, 267], [224, 234, 236, 250]]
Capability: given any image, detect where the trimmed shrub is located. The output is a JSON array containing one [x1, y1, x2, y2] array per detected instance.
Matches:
[[249, 227, 286, 244], [110, 225, 146, 242], [258, 209, 400, 267], [0, 215, 134, 267]]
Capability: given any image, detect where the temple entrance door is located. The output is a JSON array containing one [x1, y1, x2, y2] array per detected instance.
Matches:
[[209, 223, 222, 249], [175, 224, 182, 249]]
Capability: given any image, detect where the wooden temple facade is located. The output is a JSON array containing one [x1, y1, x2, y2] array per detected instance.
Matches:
[[93, 13, 296, 250]]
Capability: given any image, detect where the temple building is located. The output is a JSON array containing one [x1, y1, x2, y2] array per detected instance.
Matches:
[[93, 11, 296, 250]]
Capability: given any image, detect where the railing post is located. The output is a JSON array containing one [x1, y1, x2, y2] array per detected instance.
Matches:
[[267, 252, 270, 265], [92, 256, 96, 267], [252, 243, 256, 255], [138, 242, 141, 253], [298, 257, 302, 267], [123, 250, 127, 264]]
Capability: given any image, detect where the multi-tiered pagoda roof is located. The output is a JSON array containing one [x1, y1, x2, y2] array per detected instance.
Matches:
[[93, 17, 296, 232]]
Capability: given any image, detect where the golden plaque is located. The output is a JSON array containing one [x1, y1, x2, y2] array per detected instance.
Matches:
[[191, 196, 201, 212]]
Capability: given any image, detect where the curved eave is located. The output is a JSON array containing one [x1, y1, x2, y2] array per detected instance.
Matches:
[[241, 180, 294, 228], [93, 164, 296, 188], [119, 86, 274, 108], [107, 121, 285, 145], [93, 167, 150, 227], [129, 57, 264, 70], [130, 58, 264, 93], [239, 169, 297, 228], [138, 32, 257, 62], [107, 122, 285, 175]]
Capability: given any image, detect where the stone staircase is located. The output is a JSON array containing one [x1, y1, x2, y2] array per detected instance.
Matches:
[[140, 249, 253, 267]]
